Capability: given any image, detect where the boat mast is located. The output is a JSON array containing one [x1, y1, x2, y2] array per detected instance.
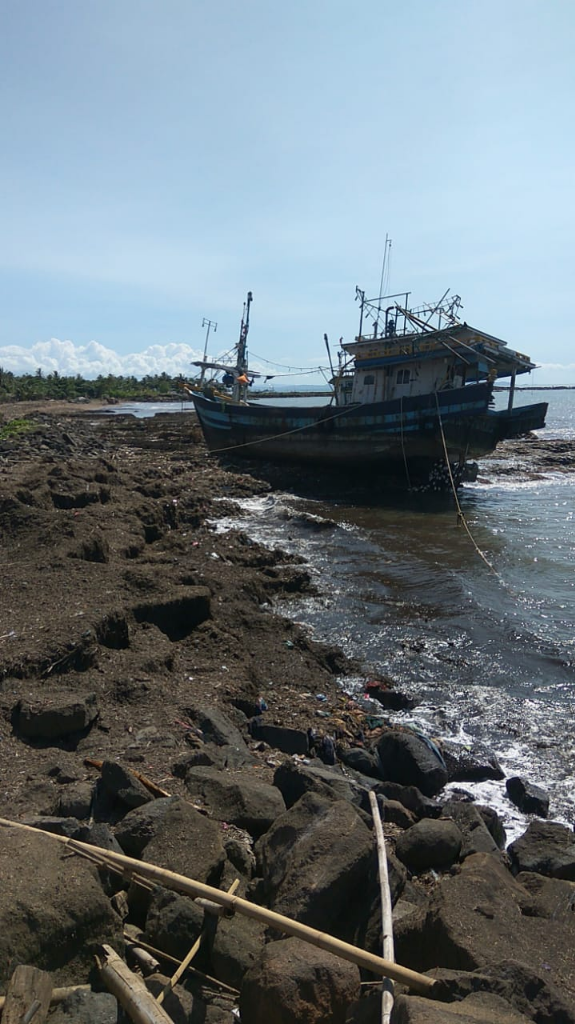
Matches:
[[233, 291, 253, 402]]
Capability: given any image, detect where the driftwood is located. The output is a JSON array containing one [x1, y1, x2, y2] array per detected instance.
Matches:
[[157, 878, 239, 1005], [84, 758, 171, 799], [0, 986, 90, 1013], [97, 945, 173, 1024], [369, 791, 395, 1024], [1, 966, 52, 1024], [0, 817, 436, 996]]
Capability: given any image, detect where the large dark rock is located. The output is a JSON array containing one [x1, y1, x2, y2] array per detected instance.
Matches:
[[48, 989, 118, 1024], [255, 793, 382, 934], [184, 766, 285, 838], [432, 958, 575, 1024], [442, 744, 505, 783], [12, 692, 99, 739], [273, 760, 361, 809], [373, 781, 441, 820], [441, 801, 499, 858], [507, 819, 575, 879], [239, 937, 360, 1024], [100, 760, 153, 809], [506, 776, 550, 818], [376, 731, 448, 797], [338, 746, 382, 778], [395, 819, 463, 873], [183, 704, 247, 748], [393, 991, 531, 1021], [477, 805, 507, 849], [249, 720, 309, 755], [394, 852, 575, 1003], [56, 781, 94, 819], [115, 795, 225, 883], [22, 815, 85, 839], [145, 887, 205, 961], [209, 913, 266, 990], [0, 828, 123, 988]]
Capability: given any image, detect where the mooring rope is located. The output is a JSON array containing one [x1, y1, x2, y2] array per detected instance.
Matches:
[[206, 403, 354, 455], [399, 396, 412, 490], [434, 392, 503, 580]]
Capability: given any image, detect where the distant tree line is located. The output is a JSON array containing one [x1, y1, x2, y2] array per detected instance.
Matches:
[[0, 368, 188, 402]]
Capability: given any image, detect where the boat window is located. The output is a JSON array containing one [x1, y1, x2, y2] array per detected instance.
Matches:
[[397, 369, 411, 384], [363, 374, 375, 385]]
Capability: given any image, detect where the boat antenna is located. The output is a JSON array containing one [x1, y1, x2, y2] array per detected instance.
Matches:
[[375, 235, 392, 333], [199, 317, 217, 383]]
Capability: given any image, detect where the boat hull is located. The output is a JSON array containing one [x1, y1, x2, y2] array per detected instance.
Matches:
[[191, 385, 547, 478]]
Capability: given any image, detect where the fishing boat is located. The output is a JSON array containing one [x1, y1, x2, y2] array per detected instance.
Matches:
[[189, 289, 547, 487]]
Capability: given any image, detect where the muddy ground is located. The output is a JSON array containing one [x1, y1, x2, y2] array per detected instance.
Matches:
[[0, 405, 360, 819]]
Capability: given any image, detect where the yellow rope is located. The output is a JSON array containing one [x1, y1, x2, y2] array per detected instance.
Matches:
[[433, 393, 503, 580]]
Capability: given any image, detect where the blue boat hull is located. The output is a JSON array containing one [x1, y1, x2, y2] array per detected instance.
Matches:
[[191, 384, 547, 477]]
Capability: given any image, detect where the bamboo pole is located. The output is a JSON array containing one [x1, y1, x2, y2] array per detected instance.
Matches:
[[0, 817, 435, 996], [369, 792, 395, 1024], [97, 946, 173, 1024]]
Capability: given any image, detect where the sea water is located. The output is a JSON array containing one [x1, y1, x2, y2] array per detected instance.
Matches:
[[211, 389, 575, 840]]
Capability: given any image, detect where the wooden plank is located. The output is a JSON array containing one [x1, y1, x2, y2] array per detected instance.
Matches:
[[98, 946, 173, 1024], [2, 966, 52, 1024]]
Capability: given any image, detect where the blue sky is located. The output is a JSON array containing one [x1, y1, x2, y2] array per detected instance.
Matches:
[[1, 0, 574, 383]]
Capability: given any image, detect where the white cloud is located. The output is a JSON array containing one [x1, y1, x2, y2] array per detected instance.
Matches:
[[0, 338, 205, 378], [0, 337, 329, 383]]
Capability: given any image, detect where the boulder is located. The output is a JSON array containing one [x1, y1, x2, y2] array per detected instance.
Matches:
[[145, 887, 205, 961], [115, 796, 225, 883], [48, 989, 118, 1024], [393, 853, 575, 1003], [184, 766, 285, 838], [22, 815, 86, 839], [239, 937, 360, 1024], [506, 776, 549, 818], [273, 760, 360, 809], [249, 720, 309, 755], [209, 913, 266, 990], [432, 958, 575, 1024], [0, 827, 123, 988], [376, 731, 447, 797], [56, 781, 94, 819], [255, 793, 388, 935], [442, 745, 505, 783], [100, 761, 153, 809], [338, 746, 382, 778], [393, 991, 531, 1022], [476, 805, 506, 849], [183, 704, 247, 748], [378, 796, 416, 829], [12, 692, 99, 740], [507, 819, 575, 879], [395, 819, 463, 873], [373, 781, 441, 820], [144, 973, 200, 1024], [441, 801, 499, 858]]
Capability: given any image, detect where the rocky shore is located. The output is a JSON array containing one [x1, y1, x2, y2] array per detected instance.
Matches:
[[1, 404, 574, 1023]]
